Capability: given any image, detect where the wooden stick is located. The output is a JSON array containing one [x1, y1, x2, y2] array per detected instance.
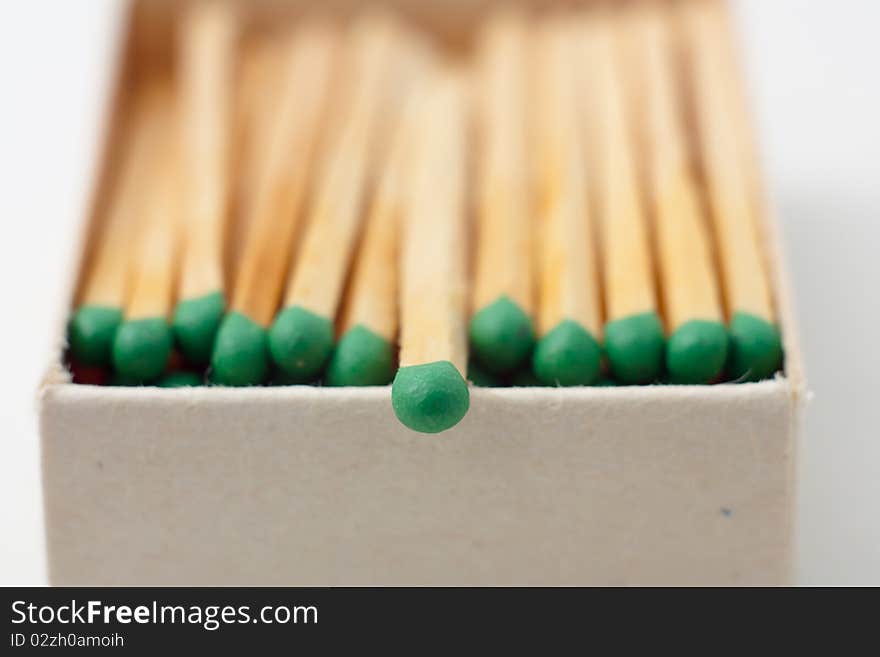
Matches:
[[324, 70, 424, 386], [111, 82, 179, 383], [623, 5, 728, 384], [687, 0, 766, 223], [124, 121, 179, 322], [68, 84, 168, 367], [267, 16, 399, 383], [468, 11, 535, 374], [173, 1, 236, 365], [391, 71, 470, 434], [678, 0, 782, 380], [530, 22, 602, 386], [577, 13, 665, 384], [210, 23, 337, 386], [227, 36, 288, 283]]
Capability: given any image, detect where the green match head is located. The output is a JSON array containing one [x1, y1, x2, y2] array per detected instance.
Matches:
[[467, 358, 505, 387], [157, 370, 203, 388], [604, 311, 666, 384], [468, 295, 536, 374], [172, 290, 225, 366], [324, 324, 394, 387], [210, 311, 269, 386], [666, 319, 729, 384], [112, 317, 173, 383], [392, 361, 470, 434], [268, 305, 335, 384], [727, 312, 783, 382], [68, 304, 123, 366], [532, 319, 602, 386]]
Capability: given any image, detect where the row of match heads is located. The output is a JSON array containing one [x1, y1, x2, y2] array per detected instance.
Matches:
[[67, 1, 783, 434]]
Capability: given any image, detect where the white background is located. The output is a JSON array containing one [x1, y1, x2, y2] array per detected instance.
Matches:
[[0, 1, 877, 585]]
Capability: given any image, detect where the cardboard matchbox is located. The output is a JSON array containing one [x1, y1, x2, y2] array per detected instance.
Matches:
[[38, 0, 806, 586]]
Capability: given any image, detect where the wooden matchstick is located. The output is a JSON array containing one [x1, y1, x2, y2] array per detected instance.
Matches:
[[323, 72, 423, 387], [530, 22, 603, 386], [267, 17, 398, 383], [468, 12, 536, 375], [68, 85, 167, 368], [210, 23, 337, 386], [391, 71, 471, 433], [678, 0, 782, 381], [624, 5, 728, 384], [226, 36, 287, 284], [172, 1, 236, 367], [577, 14, 664, 384], [111, 83, 179, 383]]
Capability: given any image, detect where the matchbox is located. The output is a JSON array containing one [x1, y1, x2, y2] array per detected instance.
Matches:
[[38, 0, 805, 586]]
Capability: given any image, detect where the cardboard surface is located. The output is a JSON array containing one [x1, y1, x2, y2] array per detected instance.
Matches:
[[41, 381, 797, 585]]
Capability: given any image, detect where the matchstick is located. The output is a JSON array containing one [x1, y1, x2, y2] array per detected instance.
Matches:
[[67, 85, 166, 368], [468, 12, 536, 375], [268, 17, 398, 383], [678, 0, 782, 381], [624, 6, 728, 384], [172, 1, 236, 366], [324, 69, 423, 387], [209, 23, 337, 386], [530, 23, 603, 386], [391, 72, 470, 434], [226, 37, 286, 284], [577, 14, 664, 384], [111, 83, 179, 383]]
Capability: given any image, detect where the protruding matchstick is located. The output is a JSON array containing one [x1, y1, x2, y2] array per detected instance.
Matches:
[[210, 23, 337, 385], [625, 6, 728, 384], [530, 23, 603, 386], [678, 0, 782, 381], [172, 1, 236, 366], [391, 72, 471, 433], [111, 83, 179, 383], [68, 85, 166, 368], [578, 14, 664, 384], [468, 12, 536, 375], [268, 17, 398, 383], [324, 68, 423, 387]]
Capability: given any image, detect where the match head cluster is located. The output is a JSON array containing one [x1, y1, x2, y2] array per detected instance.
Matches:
[[66, 1, 784, 435]]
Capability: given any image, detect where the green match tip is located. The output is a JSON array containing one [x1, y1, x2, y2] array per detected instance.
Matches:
[[666, 319, 729, 384], [469, 295, 536, 374], [727, 312, 783, 382], [532, 319, 602, 386], [324, 325, 394, 386], [392, 361, 470, 434], [268, 305, 335, 384], [157, 371, 203, 388], [604, 311, 665, 384], [467, 359, 505, 387], [210, 311, 269, 386], [172, 290, 225, 366], [112, 317, 173, 382], [68, 305, 123, 366]]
